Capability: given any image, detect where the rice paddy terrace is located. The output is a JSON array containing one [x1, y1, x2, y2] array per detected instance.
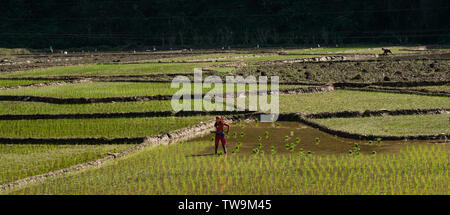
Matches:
[[0, 46, 448, 195]]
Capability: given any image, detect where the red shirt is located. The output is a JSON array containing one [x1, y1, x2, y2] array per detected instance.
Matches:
[[215, 121, 230, 133]]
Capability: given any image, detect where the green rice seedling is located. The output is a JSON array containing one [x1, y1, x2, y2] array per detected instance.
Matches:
[[0, 79, 50, 87], [271, 146, 276, 154], [211, 136, 215, 141], [279, 90, 450, 114], [285, 135, 289, 141], [372, 151, 377, 155], [237, 141, 242, 146], [240, 132, 245, 137], [315, 137, 320, 145], [0, 116, 211, 138], [377, 138, 382, 145], [217, 151, 224, 156], [295, 137, 301, 143], [0, 81, 245, 98], [9, 138, 448, 195], [257, 136, 262, 141], [233, 132, 237, 138], [258, 143, 263, 149], [252, 148, 260, 154], [179, 141, 184, 145], [0, 100, 181, 115], [231, 149, 236, 154], [264, 131, 269, 136], [235, 146, 240, 152], [289, 143, 295, 152], [368, 140, 373, 145], [276, 122, 281, 128], [0, 143, 132, 185]]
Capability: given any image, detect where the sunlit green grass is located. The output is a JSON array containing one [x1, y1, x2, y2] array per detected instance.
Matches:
[[0, 144, 133, 185], [5, 141, 447, 194], [0, 116, 212, 138], [0, 100, 236, 115], [313, 114, 449, 136], [0, 101, 174, 114], [0, 81, 297, 98], [277, 90, 450, 113]]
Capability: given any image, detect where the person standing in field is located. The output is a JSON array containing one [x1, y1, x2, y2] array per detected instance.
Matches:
[[214, 116, 230, 155]]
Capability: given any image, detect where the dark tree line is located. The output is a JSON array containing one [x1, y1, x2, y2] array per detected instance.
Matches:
[[0, 0, 449, 49]]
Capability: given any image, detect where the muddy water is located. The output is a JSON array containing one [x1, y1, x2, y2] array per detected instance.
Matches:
[[190, 121, 448, 156]]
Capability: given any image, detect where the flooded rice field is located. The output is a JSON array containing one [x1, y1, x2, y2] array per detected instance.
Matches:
[[190, 121, 448, 156]]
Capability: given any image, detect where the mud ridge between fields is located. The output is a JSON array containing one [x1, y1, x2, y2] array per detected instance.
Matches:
[[333, 81, 450, 88], [0, 110, 256, 120], [341, 87, 450, 97], [305, 108, 450, 119], [0, 86, 333, 104], [275, 113, 449, 141]]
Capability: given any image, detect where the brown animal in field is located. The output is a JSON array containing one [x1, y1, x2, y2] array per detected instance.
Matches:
[[381, 48, 392, 55]]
